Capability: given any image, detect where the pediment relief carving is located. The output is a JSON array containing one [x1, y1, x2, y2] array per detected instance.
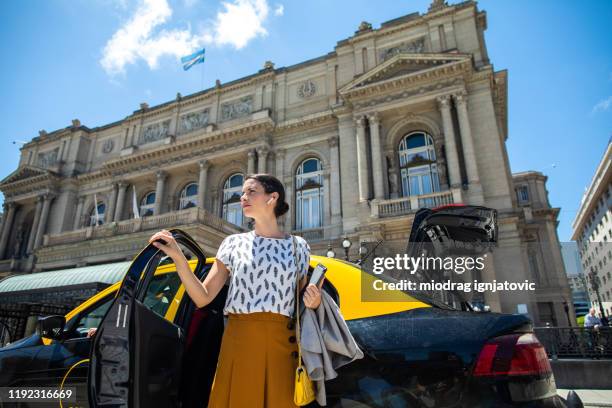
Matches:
[[0, 165, 53, 187], [340, 53, 471, 96]]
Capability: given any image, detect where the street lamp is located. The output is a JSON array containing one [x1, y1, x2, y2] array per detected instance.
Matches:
[[562, 300, 572, 327], [326, 243, 336, 259], [588, 269, 607, 320], [342, 236, 352, 261]]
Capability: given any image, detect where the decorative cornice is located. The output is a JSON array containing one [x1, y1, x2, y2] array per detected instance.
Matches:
[[275, 110, 336, 133], [76, 117, 274, 182]]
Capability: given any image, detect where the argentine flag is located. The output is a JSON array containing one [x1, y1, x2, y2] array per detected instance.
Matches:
[[181, 48, 206, 71]]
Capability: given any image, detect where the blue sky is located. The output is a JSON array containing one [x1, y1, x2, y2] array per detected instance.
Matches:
[[0, 0, 610, 242]]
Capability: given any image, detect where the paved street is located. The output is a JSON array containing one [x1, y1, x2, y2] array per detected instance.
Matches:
[[557, 389, 612, 407]]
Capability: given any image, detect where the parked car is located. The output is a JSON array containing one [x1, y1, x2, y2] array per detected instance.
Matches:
[[0, 321, 10, 348], [0, 205, 582, 407]]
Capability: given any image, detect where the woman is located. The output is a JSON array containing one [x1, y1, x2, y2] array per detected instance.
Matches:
[[149, 173, 323, 408]]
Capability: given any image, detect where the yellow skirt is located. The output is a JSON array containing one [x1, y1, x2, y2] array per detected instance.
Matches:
[[207, 312, 300, 408]]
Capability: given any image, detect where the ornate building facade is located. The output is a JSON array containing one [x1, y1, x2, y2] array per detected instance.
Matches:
[[572, 141, 612, 318], [0, 0, 572, 327]]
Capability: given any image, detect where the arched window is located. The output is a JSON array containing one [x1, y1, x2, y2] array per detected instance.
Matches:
[[398, 132, 440, 197], [296, 158, 323, 230], [90, 202, 106, 226], [179, 182, 198, 209], [140, 191, 156, 217], [222, 173, 244, 227]]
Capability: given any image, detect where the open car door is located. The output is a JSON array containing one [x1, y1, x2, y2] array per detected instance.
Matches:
[[407, 204, 497, 256], [405, 205, 498, 309], [88, 228, 206, 408]]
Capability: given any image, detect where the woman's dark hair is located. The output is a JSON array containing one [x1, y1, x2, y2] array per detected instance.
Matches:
[[245, 173, 290, 218]]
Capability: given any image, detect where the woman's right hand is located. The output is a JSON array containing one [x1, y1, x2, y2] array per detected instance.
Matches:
[[149, 229, 184, 261]]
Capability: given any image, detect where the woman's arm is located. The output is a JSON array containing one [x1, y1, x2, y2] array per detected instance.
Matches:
[[150, 230, 229, 309]]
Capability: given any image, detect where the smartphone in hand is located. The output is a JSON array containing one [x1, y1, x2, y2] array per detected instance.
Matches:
[[309, 263, 327, 286]]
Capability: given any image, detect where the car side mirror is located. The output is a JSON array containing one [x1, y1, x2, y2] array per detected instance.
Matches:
[[36, 315, 66, 339]]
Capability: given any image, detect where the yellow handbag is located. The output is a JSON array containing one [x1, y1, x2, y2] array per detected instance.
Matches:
[[292, 236, 316, 406]]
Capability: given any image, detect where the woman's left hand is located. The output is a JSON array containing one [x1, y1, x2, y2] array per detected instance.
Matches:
[[303, 278, 325, 309]]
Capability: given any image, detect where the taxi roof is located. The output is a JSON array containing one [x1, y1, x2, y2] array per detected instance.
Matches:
[[65, 255, 431, 323]]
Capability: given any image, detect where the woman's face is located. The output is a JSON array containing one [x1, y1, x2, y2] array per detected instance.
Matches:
[[240, 178, 277, 218]]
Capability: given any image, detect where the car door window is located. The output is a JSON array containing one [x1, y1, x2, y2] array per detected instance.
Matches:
[[142, 272, 182, 318], [71, 296, 114, 338], [138, 242, 198, 319]]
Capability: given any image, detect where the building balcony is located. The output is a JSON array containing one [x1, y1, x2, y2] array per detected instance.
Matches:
[[370, 188, 463, 218], [43, 207, 244, 247], [291, 227, 325, 242]]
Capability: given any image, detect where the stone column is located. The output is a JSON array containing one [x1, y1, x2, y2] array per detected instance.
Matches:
[[455, 91, 480, 184], [154, 171, 168, 215], [437, 95, 462, 187], [337, 114, 360, 232], [107, 183, 119, 223], [328, 136, 342, 223], [355, 116, 370, 201], [114, 182, 128, 222], [33, 194, 52, 250], [257, 146, 269, 174], [73, 196, 85, 230], [323, 172, 331, 228], [275, 148, 285, 183], [197, 160, 210, 210], [284, 178, 293, 231], [0, 202, 17, 259], [26, 196, 43, 253], [247, 150, 256, 175], [368, 112, 385, 199]]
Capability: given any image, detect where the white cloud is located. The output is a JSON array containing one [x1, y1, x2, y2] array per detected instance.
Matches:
[[100, 0, 199, 75], [213, 0, 270, 49], [100, 0, 278, 75], [592, 96, 612, 114], [274, 4, 284, 16]]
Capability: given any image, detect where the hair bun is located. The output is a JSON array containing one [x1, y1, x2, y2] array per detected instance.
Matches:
[[275, 201, 289, 217]]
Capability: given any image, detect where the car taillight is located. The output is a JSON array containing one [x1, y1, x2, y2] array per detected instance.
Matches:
[[473, 333, 552, 377], [432, 203, 465, 211]]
